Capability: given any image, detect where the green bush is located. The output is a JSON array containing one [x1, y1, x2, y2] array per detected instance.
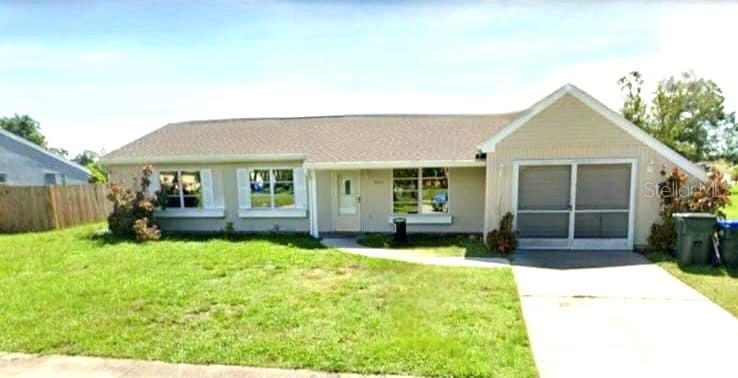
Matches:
[[105, 165, 160, 242], [648, 166, 731, 252]]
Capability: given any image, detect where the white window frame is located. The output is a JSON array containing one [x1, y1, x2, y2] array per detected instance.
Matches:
[[159, 170, 203, 209], [248, 168, 296, 209], [391, 167, 450, 216]]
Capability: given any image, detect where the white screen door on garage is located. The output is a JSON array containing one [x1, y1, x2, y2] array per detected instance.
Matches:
[[513, 159, 636, 250]]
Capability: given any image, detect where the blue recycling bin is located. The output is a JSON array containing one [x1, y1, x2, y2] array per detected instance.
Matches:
[[717, 220, 738, 269]]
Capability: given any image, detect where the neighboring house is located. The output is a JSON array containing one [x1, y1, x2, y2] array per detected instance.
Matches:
[[0, 128, 89, 186], [101, 84, 705, 250]]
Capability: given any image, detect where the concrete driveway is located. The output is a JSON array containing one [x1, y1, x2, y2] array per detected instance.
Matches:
[[513, 251, 738, 378]]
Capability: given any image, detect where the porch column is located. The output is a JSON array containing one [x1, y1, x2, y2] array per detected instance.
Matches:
[[308, 168, 320, 238]]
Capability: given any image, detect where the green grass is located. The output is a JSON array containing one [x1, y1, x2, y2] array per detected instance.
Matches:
[[0, 224, 535, 377], [724, 184, 738, 219], [357, 233, 496, 258], [645, 251, 738, 317]]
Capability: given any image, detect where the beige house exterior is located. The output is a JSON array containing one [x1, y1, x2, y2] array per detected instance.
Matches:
[[102, 84, 706, 250]]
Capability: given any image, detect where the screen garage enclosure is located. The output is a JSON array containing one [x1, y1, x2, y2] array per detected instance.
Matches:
[[513, 160, 636, 250]]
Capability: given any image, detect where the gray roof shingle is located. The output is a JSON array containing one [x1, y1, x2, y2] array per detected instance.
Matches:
[[103, 113, 520, 163]]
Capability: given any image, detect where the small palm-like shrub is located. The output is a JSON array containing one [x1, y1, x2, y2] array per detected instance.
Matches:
[[486, 212, 518, 256]]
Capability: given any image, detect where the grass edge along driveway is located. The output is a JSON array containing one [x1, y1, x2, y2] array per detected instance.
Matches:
[[645, 251, 738, 317], [0, 224, 536, 377]]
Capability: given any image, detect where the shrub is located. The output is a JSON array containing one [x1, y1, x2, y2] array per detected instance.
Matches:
[[648, 166, 730, 252], [486, 212, 518, 256], [106, 165, 160, 242]]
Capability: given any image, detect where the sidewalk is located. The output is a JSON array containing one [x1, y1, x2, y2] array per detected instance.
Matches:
[[321, 238, 509, 268], [0, 353, 411, 378]]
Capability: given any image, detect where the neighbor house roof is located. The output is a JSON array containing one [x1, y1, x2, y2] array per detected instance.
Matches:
[[102, 113, 520, 166], [0, 127, 90, 176]]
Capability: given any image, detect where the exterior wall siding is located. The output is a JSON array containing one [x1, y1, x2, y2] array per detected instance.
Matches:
[[108, 161, 309, 233], [484, 93, 679, 248], [313, 167, 485, 234], [315, 170, 333, 232], [109, 164, 487, 235]]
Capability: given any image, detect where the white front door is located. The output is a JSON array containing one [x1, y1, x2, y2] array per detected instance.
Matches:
[[335, 171, 360, 231], [514, 159, 636, 250]]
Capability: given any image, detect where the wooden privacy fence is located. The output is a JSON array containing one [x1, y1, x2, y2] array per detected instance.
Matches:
[[0, 184, 111, 233]]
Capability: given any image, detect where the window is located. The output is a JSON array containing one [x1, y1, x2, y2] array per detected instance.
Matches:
[[249, 169, 294, 209], [0, 173, 6, 184], [44, 173, 57, 186], [159, 171, 202, 208], [392, 167, 448, 214]]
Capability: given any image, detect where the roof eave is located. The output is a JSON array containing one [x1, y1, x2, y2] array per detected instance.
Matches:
[[100, 153, 307, 167]]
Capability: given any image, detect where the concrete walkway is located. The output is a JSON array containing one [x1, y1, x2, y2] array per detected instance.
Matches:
[[321, 238, 509, 268], [0, 353, 410, 378], [513, 250, 738, 378]]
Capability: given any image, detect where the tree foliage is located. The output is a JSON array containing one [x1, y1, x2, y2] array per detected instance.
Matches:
[[618, 71, 738, 161], [73, 150, 99, 166], [0, 114, 47, 147], [648, 167, 731, 252], [617, 71, 649, 130], [73, 150, 108, 183], [86, 162, 109, 184]]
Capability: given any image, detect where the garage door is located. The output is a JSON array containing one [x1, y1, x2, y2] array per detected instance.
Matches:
[[514, 160, 635, 250]]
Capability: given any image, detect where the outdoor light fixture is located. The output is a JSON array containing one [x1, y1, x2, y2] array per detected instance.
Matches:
[[647, 159, 655, 173], [498, 162, 504, 177]]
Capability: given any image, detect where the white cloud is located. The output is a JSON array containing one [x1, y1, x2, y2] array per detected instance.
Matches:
[[4, 3, 738, 156], [535, 3, 738, 111]]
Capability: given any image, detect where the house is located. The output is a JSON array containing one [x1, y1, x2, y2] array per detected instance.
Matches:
[[101, 84, 705, 250], [0, 128, 89, 186]]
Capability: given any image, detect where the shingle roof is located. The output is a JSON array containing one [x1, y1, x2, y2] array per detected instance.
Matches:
[[103, 113, 520, 163]]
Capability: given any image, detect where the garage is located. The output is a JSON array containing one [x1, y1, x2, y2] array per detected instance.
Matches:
[[513, 159, 636, 250]]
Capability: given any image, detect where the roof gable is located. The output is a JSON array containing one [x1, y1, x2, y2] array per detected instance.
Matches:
[[477, 84, 706, 180]]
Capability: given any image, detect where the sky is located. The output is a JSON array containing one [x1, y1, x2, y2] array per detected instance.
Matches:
[[1, 1, 737, 156]]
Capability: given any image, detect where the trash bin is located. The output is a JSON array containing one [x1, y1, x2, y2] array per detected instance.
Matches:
[[393, 217, 407, 243], [717, 220, 738, 269], [673, 213, 716, 265]]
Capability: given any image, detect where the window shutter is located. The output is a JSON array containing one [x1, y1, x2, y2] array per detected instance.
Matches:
[[237, 169, 251, 209], [293, 168, 307, 209], [200, 169, 215, 209]]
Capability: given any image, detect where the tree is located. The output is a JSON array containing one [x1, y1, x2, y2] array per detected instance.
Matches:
[[74, 151, 108, 184], [48, 147, 70, 159], [0, 114, 47, 147], [73, 150, 100, 166], [86, 162, 109, 184], [617, 71, 649, 130], [618, 71, 738, 162]]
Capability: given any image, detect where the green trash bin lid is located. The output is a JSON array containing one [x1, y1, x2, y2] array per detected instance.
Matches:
[[672, 213, 716, 218]]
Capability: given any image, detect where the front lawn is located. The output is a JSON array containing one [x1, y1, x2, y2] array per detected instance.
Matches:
[[0, 224, 535, 377], [357, 233, 495, 258], [645, 251, 738, 317]]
